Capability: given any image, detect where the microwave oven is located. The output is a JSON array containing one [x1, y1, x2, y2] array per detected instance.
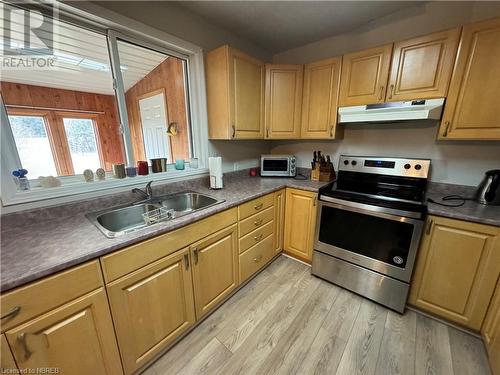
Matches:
[[260, 154, 296, 177]]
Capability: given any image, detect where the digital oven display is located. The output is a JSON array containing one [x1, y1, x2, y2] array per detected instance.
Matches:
[[364, 160, 396, 168]]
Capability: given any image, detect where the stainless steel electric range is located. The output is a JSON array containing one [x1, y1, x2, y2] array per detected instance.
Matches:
[[311, 155, 430, 313]]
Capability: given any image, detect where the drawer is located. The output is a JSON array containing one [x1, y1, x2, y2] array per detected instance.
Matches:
[[101, 207, 237, 283], [239, 234, 273, 283], [238, 193, 274, 220], [239, 206, 274, 237], [0, 261, 103, 333], [239, 220, 274, 254]]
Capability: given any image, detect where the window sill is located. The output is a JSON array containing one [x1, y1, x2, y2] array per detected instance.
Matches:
[[3, 168, 209, 207]]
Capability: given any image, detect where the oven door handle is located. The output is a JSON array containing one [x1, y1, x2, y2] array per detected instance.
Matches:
[[318, 197, 423, 225]]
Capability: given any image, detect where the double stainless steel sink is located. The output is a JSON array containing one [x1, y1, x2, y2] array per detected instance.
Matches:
[[87, 192, 223, 238]]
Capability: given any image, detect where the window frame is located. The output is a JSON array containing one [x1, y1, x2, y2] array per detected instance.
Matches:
[[0, 4, 209, 209]]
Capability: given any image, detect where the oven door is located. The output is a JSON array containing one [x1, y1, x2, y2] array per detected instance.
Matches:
[[314, 198, 424, 282], [260, 158, 290, 176]]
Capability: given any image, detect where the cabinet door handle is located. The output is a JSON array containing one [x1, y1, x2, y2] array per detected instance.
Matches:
[[253, 255, 263, 263], [17, 332, 32, 362], [426, 219, 434, 235], [1, 306, 20, 320], [378, 86, 384, 100], [254, 233, 263, 242], [313, 196, 317, 207], [266, 128, 269, 138], [184, 253, 190, 270], [330, 125, 334, 137], [443, 121, 450, 137], [193, 248, 199, 265], [254, 218, 263, 226], [388, 84, 394, 99], [254, 203, 263, 210], [231, 125, 236, 138]]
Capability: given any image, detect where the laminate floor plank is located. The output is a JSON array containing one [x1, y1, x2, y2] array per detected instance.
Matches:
[[141, 256, 491, 375], [215, 269, 321, 375], [375, 309, 417, 375], [335, 299, 389, 375], [256, 280, 340, 375], [449, 328, 491, 375], [415, 313, 454, 375], [296, 288, 363, 375]]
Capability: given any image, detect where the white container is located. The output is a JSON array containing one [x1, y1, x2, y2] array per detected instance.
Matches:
[[208, 156, 223, 189]]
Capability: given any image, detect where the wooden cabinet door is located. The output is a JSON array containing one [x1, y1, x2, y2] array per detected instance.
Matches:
[[274, 189, 285, 254], [301, 57, 342, 139], [230, 49, 265, 139], [439, 17, 500, 140], [6, 289, 123, 375], [1, 334, 17, 373], [387, 28, 460, 101], [339, 44, 393, 106], [409, 216, 500, 330], [264, 64, 303, 139], [106, 249, 195, 374], [191, 225, 239, 319], [283, 188, 318, 263], [482, 280, 500, 374]]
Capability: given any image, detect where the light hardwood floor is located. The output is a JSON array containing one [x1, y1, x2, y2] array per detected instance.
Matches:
[[143, 256, 491, 375]]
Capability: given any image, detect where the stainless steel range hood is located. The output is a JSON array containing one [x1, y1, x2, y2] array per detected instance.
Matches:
[[338, 98, 445, 124]]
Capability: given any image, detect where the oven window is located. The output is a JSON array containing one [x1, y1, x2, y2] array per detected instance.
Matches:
[[263, 159, 288, 172], [318, 206, 414, 268]]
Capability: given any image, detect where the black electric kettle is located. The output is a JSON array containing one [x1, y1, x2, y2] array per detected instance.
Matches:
[[476, 170, 500, 205]]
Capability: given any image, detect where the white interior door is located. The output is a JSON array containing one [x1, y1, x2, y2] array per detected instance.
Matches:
[[139, 92, 171, 162]]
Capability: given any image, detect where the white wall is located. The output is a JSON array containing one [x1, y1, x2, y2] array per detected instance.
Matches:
[[271, 1, 500, 186], [209, 140, 271, 173], [271, 122, 500, 186]]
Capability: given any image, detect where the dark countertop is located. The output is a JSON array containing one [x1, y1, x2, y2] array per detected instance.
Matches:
[[426, 182, 500, 227], [2, 175, 498, 293], [0, 172, 328, 292]]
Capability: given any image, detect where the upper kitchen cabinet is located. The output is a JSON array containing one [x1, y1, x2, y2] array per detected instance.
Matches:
[[264, 64, 303, 139], [339, 44, 393, 106], [387, 27, 461, 102], [206, 45, 265, 139], [301, 57, 343, 139], [439, 17, 500, 140]]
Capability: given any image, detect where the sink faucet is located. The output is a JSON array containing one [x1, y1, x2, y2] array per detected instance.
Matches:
[[132, 181, 153, 202]]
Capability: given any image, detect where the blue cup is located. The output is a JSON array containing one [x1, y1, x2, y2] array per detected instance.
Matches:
[[175, 159, 185, 170]]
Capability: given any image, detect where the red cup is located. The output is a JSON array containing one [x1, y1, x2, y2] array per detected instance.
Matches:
[[137, 161, 149, 175]]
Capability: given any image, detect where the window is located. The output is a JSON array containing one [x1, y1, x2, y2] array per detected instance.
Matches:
[[63, 117, 102, 174], [0, 2, 207, 206], [8, 114, 58, 177]]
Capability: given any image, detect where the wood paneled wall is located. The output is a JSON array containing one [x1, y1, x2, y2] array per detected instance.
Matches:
[[125, 57, 190, 162], [0, 82, 124, 171]]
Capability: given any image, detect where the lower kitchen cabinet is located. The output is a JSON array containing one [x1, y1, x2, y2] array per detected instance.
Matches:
[[283, 188, 318, 263], [106, 248, 195, 375], [483, 279, 500, 375], [1, 334, 17, 372], [5, 288, 123, 375], [191, 224, 239, 319], [409, 215, 500, 330], [274, 189, 285, 254]]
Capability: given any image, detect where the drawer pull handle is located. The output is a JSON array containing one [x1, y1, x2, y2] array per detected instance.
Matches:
[[17, 332, 32, 362], [426, 220, 434, 235], [1, 306, 20, 320], [184, 253, 190, 270], [193, 247, 199, 265], [254, 234, 263, 242], [253, 255, 263, 263], [254, 218, 263, 226], [254, 203, 263, 210]]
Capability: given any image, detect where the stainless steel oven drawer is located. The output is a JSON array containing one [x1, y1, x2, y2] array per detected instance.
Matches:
[[312, 250, 409, 313]]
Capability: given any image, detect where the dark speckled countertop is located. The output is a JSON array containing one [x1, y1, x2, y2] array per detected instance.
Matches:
[[1, 172, 498, 292], [0, 171, 328, 292]]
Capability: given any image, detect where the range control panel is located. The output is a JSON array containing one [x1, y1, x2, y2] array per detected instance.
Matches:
[[338, 155, 430, 179]]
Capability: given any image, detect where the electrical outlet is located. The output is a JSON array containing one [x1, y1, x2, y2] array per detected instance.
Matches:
[[233, 162, 239, 171]]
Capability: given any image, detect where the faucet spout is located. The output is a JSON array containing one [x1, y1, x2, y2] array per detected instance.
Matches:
[[132, 181, 154, 202]]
